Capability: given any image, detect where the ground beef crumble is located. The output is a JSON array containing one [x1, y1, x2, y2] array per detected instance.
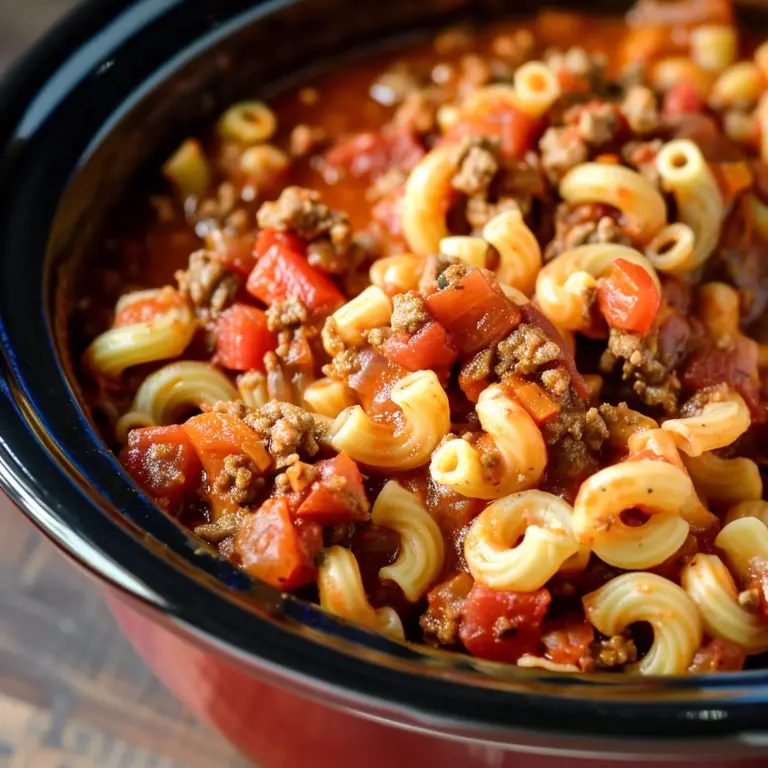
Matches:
[[244, 401, 326, 468], [545, 204, 632, 261], [175, 250, 240, 313], [266, 296, 309, 333], [620, 85, 659, 135], [257, 186, 355, 274], [495, 323, 561, 377], [564, 101, 623, 147], [211, 400, 251, 419], [600, 328, 681, 415], [539, 126, 589, 185], [622, 139, 663, 187], [452, 137, 500, 197], [390, 291, 430, 334], [592, 633, 638, 669], [212, 454, 265, 505]]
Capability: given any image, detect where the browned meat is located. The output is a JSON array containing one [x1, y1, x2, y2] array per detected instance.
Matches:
[[290, 124, 328, 157], [452, 137, 500, 197], [592, 634, 638, 669], [211, 400, 251, 419], [175, 250, 239, 313], [539, 126, 589, 184], [545, 203, 632, 261], [622, 139, 663, 187], [212, 454, 265, 506], [244, 401, 325, 468], [564, 101, 623, 146], [390, 291, 431, 334], [620, 86, 660, 135], [266, 297, 309, 333], [495, 323, 561, 377], [545, 47, 607, 90], [599, 328, 681, 415], [257, 187, 353, 274], [541, 367, 571, 397], [419, 573, 474, 646]]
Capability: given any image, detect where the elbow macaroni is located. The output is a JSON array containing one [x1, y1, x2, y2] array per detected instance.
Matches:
[[559, 163, 667, 244], [716, 517, 768, 585], [464, 490, 588, 591], [115, 361, 238, 443], [430, 385, 547, 499], [513, 61, 561, 117], [682, 554, 768, 655], [683, 452, 763, 508], [656, 139, 724, 272], [661, 390, 750, 457], [369, 254, 425, 295], [85, 290, 197, 379], [327, 286, 393, 348], [303, 377, 357, 418], [572, 458, 695, 569], [535, 243, 660, 331], [724, 499, 768, 527], [331, 370, 450, 470], [644, 223, 697, 274], [372, 481, 444, 602], [483, 210, 542, 296], [583, 572, 703, 675], [317, 546, 404, 640], [690, 25, 738, 72]]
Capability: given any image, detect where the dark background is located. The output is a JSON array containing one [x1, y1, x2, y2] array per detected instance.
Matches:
[[0, 2, 249, 766]]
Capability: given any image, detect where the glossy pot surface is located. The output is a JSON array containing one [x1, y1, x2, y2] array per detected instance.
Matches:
[[2, 0, 768, 764]]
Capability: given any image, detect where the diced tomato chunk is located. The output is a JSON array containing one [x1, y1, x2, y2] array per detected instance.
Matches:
[[234, 498, 320, 590], [688, 638, 746, 673], [459, 583, 551, 663], [662, 81, 705, 118], [382, 321, 459, 375], [541, 615, 595, 668], [597, 259, 661, 336], [215, 303, 277, 372], [502, 375, 560, 424], [425, 269, 520, 356], [183, 413, 271, 518], [120, 425, 202, 512], [421, 573, 474, 644], [254, 228, 306, 259], [207, 230, 259, 278], [347, 348, 409, 415], [247, 234, 344, 313], [519, 303, 592, 399], [294, 452, 370, 525], [448, 104, 540, 159]]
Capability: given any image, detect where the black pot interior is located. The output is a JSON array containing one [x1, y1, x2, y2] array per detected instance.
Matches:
[[3, 0, 768, 749]]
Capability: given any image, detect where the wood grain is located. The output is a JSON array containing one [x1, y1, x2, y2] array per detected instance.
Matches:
[[0, 3, 249, 766]]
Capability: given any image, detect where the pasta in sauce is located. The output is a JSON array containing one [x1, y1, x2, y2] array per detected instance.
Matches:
[[73, 0, 768, 675]]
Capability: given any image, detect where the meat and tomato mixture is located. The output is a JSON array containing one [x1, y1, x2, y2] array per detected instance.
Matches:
[[74, 0, 768, 674]]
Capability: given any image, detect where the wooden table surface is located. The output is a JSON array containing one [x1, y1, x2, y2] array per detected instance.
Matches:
[[0, 3, 250, 766]]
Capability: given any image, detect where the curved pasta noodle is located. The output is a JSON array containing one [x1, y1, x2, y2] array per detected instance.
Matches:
[[85, 291, 197, 379], [115, 361, 238, 442], [683, 452, 763, 508], [218, 100, 277, 143], [317, 546, 404, 640], [572, 459, 695, 569], [690, 25, 737, 72], [401, 145, 455, 255], [627, 428, 717, 531], [697, 282, 740, 343], [464, 490, 588, 591], [331, 370, 450, 470], [371, 481, 444, 601], [601, 406, 659, 450], [439, 236, 489, 269], [303, 377, 357, 419], [661, 390, 750, 457], [328, 286, 393, 348], [644, 223, 696, 274], [430, 385, 547, 499], [716, 517, 768, 585], [535, 244, 660, 331], [711, 61, 764, 107], [682, 554, 768, 655], [369, 254, 424, 295], [559, 163, 667, 244], [483, 210, 542, 296], [724, 499, 768, 527], [583, 572, 703, 675], [656, 139, 724, 272]]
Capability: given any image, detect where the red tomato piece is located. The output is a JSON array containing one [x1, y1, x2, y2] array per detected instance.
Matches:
[[120, 425, 202, 512], [425, 269, 520, 356], [234, 498, 320, 590], [662, 81, 706, 118], [183, 413, 272, 517], [458, 355, 492, 403], [382, 321, 459, 374], [688, 638, 746, 673], [541, 615, 595, 668], [421, 573, 474, 643], [518, 303, 592, 399], [322, 128, 425, 180], [448, 104, 540, 159], [459, 583, 551, 663], [215, 303, 277, 372], [207, 230, 259, 278], [596, 258, 661, 336], [502, 375, 560, 424], [254, 227, 306, 259], [294, 452, 370, 525], [247, 236, 344, 313], [347, 348, 408, 416]]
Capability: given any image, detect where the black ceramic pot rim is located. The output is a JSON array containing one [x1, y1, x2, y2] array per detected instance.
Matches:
[[2, 0, 768, 754]]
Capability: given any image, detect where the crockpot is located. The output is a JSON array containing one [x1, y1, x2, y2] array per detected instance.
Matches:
[[2, 0, 768, 765]]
